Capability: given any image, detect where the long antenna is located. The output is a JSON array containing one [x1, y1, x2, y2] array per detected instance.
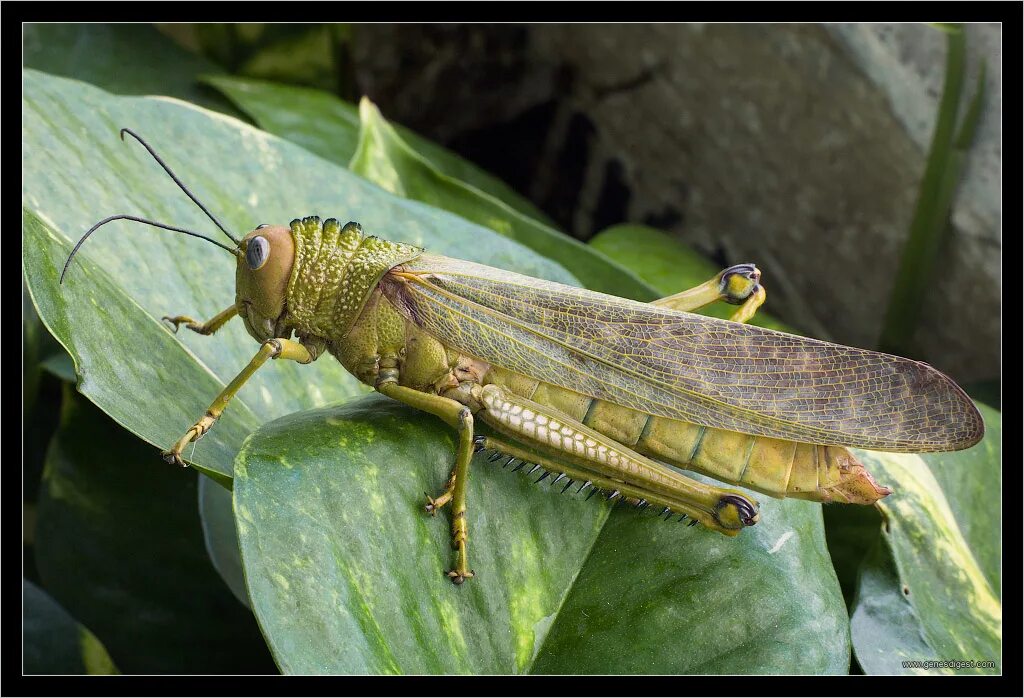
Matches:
[[119, 128, 241, 246], [60, 215, 237, 284]]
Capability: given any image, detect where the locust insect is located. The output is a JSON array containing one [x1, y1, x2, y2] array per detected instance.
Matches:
[[61, 130, 985, 585]]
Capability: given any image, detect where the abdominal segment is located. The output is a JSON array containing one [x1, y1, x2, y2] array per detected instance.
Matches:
[[483, 367, 891, 505]]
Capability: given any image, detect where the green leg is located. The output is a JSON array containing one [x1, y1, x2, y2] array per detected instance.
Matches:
[[475, 384, 759, 534], [376, 380, 476, 584], [162, 304, 239, 335], [477, 434, 717, 524], [652, 263, 766, 323], [163, 337, 311, 466]]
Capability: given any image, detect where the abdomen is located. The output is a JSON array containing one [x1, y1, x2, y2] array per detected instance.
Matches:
[[484, 367, 890, 504]]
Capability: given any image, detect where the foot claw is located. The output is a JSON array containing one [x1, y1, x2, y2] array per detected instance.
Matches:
[[162, 315, 206, 334], [447, 569, 475, 585], [423, 488, 453, 515], [424, 493, 438, 516], [160, 449, 186, 467], [161, 315, 192, 333]]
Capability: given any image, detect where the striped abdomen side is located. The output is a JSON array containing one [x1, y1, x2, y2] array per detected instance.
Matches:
[[485, 369, 890, 504]]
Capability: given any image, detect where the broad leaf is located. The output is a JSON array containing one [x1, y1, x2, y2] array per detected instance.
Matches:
[[235, 395, 850, 674], [199, 473, 250, 608], [24, 208, 256, 486], [23, 23, 237, 115], [849, 406, 1002, 675], [235, 24, 345, 92], [22, 69, 574, 483], [920, 403, 1001, 595], [23, 579, 118, 675], [200, 74, 556, 226], [24, 283, 43, 414], [34, 389, 275, 674]]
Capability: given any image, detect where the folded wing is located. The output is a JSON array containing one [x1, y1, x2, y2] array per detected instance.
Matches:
[[380, 255, 983, 452]]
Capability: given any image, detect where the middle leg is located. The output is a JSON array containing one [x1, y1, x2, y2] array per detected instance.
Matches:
[[376, 379, 476, 584]]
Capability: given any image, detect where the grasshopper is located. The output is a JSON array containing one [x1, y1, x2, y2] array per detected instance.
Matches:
[[62, 131, 985, 584]]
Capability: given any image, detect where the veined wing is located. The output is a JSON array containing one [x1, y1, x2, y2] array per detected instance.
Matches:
[[380, 254, 983, 451]]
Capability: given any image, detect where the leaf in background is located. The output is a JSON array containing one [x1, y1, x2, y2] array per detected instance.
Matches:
[[821, 504, 882, 609], [23, 69, 574, 482], [850, 438, 1001, 675], [878, 27, 984, 358], [23, 579, 119, 675], [39, 350, 77, 383], [24, 282, 43, 414], [235, 394, 849, 674], [199, 74, 557, 226], [589, 224, 791, 331], [24, 294, 68, 509], [200, 75, 361, 166], [351, 99, 658, 300], [34, 389, 276, 674], [920, 403, 1001, 595], [236, 24, 343, 93], [23, 23, 237, 116], [199, 474, 250, 608]]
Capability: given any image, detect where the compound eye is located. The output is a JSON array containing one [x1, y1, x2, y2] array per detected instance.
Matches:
[[246, 236, 270, 270]]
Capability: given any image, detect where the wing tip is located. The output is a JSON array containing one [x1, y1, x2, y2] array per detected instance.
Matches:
[[950, 397, 986, 450], [917, 360, 986, 451]]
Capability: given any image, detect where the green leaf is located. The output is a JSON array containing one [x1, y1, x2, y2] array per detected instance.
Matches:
[[849, 424, 1002, 675], [235, 394, 849, 674], [589, 224, 791, 331], [199, 473, 250, 608], [24, 281, 43, 414], [921, 404, 1001, 594], [34, 389, 275, 674], [351, 99, 658, 300], [22, 69, 575, 483], [39, 350, 77, 383], [200, 75, 556, 227], [878, 28, 975, 356], [199, 75, 361, 168], [23, 579, 119, 675], [590, 224, 724, 297], [237, 24, 348, 93], [23, 23, 237, 115], [821, 503, 881, 608]]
